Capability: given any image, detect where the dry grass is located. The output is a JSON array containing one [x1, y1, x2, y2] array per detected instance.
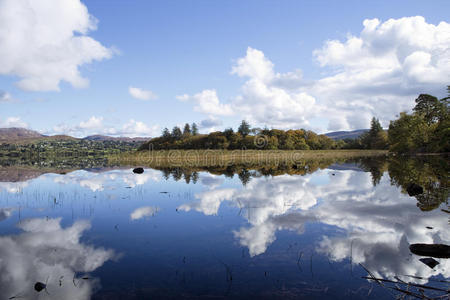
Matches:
[[109, 149, 388, 168]]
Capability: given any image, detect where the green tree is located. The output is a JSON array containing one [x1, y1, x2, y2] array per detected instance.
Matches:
[[413, 94, 442, 125], [223, 128, 234, 140], [388, 112, 428, 153], [238, 120, 251, 137], [183, 123, 191, 136], [162, 128, 171, 139], [191, 123, 198, 136], [171, 126, 182, 140]]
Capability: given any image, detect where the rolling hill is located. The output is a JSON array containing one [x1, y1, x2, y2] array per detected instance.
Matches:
[[0, 127, 150, 144], [325, 129, 369, 140]]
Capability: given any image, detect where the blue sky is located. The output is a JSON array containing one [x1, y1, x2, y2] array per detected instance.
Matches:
[[0, 0, 449, 137]]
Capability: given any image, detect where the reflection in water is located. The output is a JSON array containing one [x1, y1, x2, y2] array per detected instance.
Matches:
[[177, 157, 450, 284], [0, 218, 115, 299], [0, 207, 13, 222], [130, 206, 159, 220], [0, 155, 448, 298]]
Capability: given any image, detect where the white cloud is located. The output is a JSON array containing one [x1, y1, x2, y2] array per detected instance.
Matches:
[[121, 119, 160, 137], [178, 17, 450, 131], [50, 117, 159, 138], [179, 48, 317, 129], [232, 49, 317, 129], [177, 89, 233, 116], [0, 0, 113, 91], [312, 16, 450, 130], [79, 116, 104, 130], [176, 94, 190, 102], [129, 86, 157, 101], [0, 117, 28, 128]]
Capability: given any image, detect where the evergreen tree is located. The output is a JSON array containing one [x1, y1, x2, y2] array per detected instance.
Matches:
[[171, 126, 182, 140], [183, 123, 191, 136], [191, 123, 198, 136], [162, 128, 171, 139], [369, 117, 383, 137], [238, 120, 251, 137]]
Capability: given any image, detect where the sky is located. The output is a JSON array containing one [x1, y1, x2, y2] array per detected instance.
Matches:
[[0, 0, 449, 137]]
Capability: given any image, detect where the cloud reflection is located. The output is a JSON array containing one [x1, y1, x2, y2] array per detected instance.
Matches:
[[179, 169, 450, 282], [0, 218, 115, 299], [130, 206, 159, 220]]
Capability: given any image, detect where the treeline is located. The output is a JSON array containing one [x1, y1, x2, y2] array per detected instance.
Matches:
[[317, 86, 449, 153], [139, 120, 339, 151], [388, 87, 449, 153], [140, 86, 449, 153]]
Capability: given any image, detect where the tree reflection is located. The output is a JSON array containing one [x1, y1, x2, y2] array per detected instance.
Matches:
[[387, 156, 449, 211]]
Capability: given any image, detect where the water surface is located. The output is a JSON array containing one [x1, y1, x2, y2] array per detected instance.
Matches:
[[0, 157, 448, 299]]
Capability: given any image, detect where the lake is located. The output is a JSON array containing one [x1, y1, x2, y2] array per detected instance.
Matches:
[[0, 156, 448, 299]]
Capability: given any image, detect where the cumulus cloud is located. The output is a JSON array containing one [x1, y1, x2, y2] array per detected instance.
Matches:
[[0, 0, 114, 92], [0, 117, 28, 128], [177, 89, 233, 116], [231, 49, 317, 129], [0, 217, 115, 299], [178, 17, 450, 131], [129, 86, 157, 101], [79, 116, 104, 130], [120, 119, 160, 137], [50, 116, 158, 138], [312, 16, 450, 130]]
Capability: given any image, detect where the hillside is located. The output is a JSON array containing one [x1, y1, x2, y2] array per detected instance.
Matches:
[[83, 135, 149, 142], [0, 127, 44, 141], [0, 128, 150, 144], [325, 129, 369, 140]]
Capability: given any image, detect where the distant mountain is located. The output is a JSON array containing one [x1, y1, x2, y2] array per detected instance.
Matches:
[[83, 135, 149, 142], [0, 127, 44, 141], [325, 129, 369, 140], [0, 127, 150, 144]]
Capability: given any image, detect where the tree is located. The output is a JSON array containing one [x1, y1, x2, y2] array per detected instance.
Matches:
[[162, 128, 171, 139], [171, 126, 182, 140], [191, 123, 198, 136], [369, 117, 383, 137], [388, 112, 428, 153], [238, 120, 251, 137], [413, 94, 442, 125], [223, 128, 234, 140], [364, 117, 388, 149], [183, 123, 191, 136]]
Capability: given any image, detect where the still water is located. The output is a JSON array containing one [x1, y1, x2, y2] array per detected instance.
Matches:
[[0, 157, 448, 299]]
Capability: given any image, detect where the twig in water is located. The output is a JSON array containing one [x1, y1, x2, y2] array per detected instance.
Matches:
[[297, 251, 303, 272], [350, 239, 354, 277]]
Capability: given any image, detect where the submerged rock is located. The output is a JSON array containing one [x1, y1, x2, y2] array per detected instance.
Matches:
[[133, 167, 144, 174], [34, 282, 46, 292], [419, 257, 440, 269], [406, 183, 423, 196], [409, 243, 450, 258]]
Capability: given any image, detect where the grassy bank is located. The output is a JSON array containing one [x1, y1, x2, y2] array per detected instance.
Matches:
[[109, 149, 388, 168]]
